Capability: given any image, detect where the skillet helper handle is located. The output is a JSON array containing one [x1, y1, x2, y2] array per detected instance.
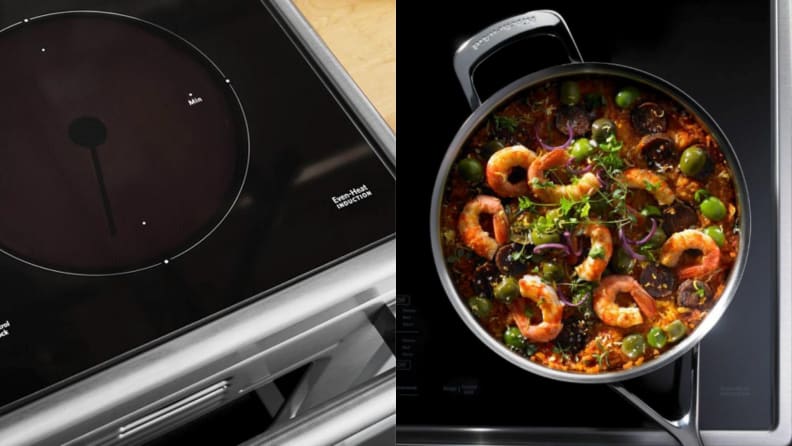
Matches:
[[609, 344, 703, 446], [453, 9, 583, 111]]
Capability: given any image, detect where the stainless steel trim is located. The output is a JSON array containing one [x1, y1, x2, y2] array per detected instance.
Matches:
[[0, 240, 395, 445], [343, 414, 396, 445], [242, 370, 396, 446], [610, 346, 702, 446], [265, 0, 396, 166], [117, 381, 229, 439]]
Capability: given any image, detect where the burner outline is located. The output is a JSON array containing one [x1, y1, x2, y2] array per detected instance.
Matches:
[[0, 10, 251, 277]]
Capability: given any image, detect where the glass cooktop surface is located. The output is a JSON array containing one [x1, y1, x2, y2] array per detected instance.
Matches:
[[0, 0, 394, 414], [397, 0, 775, 435]]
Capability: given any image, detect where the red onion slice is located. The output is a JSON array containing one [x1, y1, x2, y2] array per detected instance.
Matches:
[[635, 218, 658, 245], [536, 121, 573, 151], [563, 231, 583, 257], [595, 168, 607, 187], [576, 163, 594, 174], [533, 243, 571, 255], [558, 288, 589, 307], [619, 227, 647, 261]]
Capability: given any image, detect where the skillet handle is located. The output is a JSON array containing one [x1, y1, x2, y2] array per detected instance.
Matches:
[[453, 9, 583, 111], [609, 344, 703, 446]]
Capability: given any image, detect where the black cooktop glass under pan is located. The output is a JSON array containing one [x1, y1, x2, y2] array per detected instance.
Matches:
[[0, 1, 394, 414]]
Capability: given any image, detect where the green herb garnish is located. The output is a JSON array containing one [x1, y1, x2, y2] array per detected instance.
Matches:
[[553, 344, 571, 361], [524, 343, 538, 356], [589, 245, 606, 259], [493, 115, 519, 133], [644, 180, 659, 192], [598, 134, 623, 153], [593, 340, 610, 369], [518, 196, 534, 212], [559, 197, 575, 216], [531, 178, 555, 189], [694, 281, 706, 298]]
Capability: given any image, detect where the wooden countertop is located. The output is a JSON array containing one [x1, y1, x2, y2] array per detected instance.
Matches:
[[293, 0, 396, 131]]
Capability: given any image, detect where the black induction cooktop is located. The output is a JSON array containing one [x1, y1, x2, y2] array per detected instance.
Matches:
[[397, 0, 775, 437], [0, 1, 394, 414]]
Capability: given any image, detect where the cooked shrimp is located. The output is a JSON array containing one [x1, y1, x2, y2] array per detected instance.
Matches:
[[574, 223, 613, 282], [528, 150, 600, 203], [593, 275, 658, 328], [659, 229, 721, 279], [510, 274, 563, 342], [458, 195, 509, 259], [620, 168, 675, 206], [486, 145, 537, 197]]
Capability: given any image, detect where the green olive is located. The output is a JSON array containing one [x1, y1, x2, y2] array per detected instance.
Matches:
[[483, 140, 505, 157], [504, 326, 526, 350], [468, 296, 493, 318], [569, 138, 594, 160], [640, 205, 662, 218], [700, 196, 727, 221], [531, 229, 560, 246], [591, 118, 616, 143], [703, 226, 726, 247], [457, 158, 484, 183], [664, 320, 687, 343], [646, 327, 668, 349], [541, 262, 564, 282], [679, 146, 708, 176], [493, 276, 520, 303], [615, 86, 639, 108], [621, 333, 646, 359], [610, 247, 636, 274], [560, 81, 581, 105], [643, 227, 667, 250]]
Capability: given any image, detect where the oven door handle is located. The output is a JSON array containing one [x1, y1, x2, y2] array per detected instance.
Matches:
[[241, 369, 395, 446]]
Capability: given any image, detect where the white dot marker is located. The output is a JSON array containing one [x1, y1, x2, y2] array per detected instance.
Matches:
[[23, 19, 29, 23], [163, 259, 170, 265], [225, 79, 231, 84], [141, 220, 147, 226], [41, 48, 46, 52], [188, 93, 193, 97]]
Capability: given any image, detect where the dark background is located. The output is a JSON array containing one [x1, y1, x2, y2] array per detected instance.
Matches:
[[396, 0, 776, 432]]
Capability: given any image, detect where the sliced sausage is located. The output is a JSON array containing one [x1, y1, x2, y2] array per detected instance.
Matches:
[[639, 264, 677, 298], [638, 133, 677, 170], [554, 317, 593, 354], [676, 279, 713, 308], [662, 202, 698, 235], [555, 105, 590, 137], [631, 102, 667, 134], [473, 262, 500, 298], [494, 243, 530, 276]]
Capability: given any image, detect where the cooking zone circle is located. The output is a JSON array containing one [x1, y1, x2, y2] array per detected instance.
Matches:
[[0, 12, 250, 275]]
